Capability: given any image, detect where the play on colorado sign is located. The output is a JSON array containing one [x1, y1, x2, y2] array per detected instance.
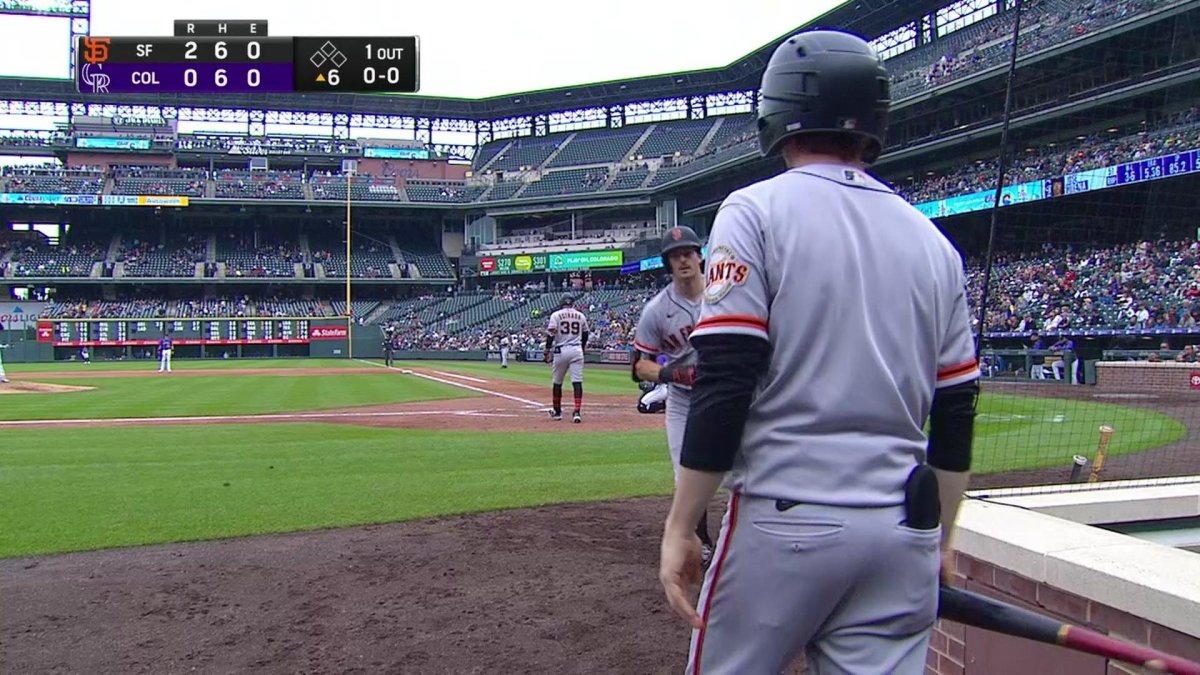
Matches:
[[549, 250, 623, 271]]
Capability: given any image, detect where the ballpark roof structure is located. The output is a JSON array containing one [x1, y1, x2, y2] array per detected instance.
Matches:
[[0, 0, 942, 119]]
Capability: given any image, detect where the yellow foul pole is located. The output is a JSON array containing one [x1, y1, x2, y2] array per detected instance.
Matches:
[[345, 165, 353, 359]]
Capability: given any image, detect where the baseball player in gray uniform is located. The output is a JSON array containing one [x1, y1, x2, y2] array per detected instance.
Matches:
[[632, 225, 715, 564], [544, 296, 589, 423], [658, 30, 979, 675]]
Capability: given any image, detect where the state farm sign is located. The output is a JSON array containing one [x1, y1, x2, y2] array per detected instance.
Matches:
[[309, 325, 349, 340]]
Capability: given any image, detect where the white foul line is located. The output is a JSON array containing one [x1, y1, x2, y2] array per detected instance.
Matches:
[[0, 409, 516, 428], [355, 359, 544, 408], [427, 369, 488, 384]]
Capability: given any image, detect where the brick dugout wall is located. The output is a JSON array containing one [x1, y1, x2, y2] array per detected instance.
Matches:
[[1096, 361, 1200, 393], [927, 552, 1200, 674]]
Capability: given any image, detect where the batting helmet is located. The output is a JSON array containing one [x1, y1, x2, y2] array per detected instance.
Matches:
[[561, 295, 575, 306], [756, 29, 891, 163], [660, 226, 703, 273]]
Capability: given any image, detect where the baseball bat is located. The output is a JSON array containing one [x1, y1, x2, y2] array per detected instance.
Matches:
[[1089, 424, 1115, 482], [938, 585, 1200, 674]]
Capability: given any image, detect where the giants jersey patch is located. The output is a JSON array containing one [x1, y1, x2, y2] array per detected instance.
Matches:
[[547, 308, 588, 347]]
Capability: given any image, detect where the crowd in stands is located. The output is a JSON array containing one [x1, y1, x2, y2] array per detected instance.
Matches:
[[889, 0, 1174, 99], [213, 170, 305, 199], [898, 106, 1200, 204], [39, 296, 335, 320], [111, 166, 206, 197], [220, 234, 303, 278], [29, 230, 1200, 346], [3, 239, 104, 277], [119, 232, 207, 278], [176, 135, 360, 156], [969, 238, 1200, 335]]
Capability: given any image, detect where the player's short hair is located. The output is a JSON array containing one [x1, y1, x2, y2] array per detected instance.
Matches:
[[779, 132, 875, 163]]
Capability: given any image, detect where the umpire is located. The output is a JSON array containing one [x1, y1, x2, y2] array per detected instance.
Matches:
[[382, 323, 397, 367], [659, 30, 979, 674]]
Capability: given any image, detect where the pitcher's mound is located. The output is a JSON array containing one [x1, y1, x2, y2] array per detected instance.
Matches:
[[0, 381, 94, 394]]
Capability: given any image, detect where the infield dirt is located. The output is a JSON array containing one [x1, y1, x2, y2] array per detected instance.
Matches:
[[0, 497, 772, 675], [0, 381, 94, 394]]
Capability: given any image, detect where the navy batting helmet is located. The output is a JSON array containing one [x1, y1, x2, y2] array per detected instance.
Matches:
[[756, 29, 891, 163], [660, 226, 703, 273]]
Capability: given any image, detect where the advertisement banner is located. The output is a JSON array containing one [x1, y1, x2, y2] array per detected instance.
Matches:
[[76, 137, 152, 150], [102, 195, 190, 207], [0, 193, 188, 207], [550, 250, 623, 271], [37, 321, 54, 342], [477, 252, 550, 276], [478, 249, 625, 276], [309, 325, 349, 340], [52, 338, 309, 347], [599, 350, 631, 364], [0, 302, 48, 329], [0, 193, 102, 205], [364, 147, 429, 159]]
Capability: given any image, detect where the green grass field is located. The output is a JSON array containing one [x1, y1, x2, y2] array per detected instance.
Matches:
[[0, 358, 1187, 558]]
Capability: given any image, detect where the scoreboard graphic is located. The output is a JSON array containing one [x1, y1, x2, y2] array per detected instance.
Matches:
[[75, 20, 419, 94], [37, 318, 322, 347]]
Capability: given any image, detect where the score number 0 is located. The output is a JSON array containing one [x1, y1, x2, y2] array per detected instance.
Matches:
[[182, 40, 262, 88]]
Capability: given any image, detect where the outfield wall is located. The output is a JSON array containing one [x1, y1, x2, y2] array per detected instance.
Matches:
[[931, 481, 1200, 674]]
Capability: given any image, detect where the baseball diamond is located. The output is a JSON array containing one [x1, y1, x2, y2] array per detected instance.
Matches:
[[3, 0, 1200, 672]]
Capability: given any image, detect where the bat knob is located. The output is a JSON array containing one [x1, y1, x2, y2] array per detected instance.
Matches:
[[1143, 658, 1168, 672]]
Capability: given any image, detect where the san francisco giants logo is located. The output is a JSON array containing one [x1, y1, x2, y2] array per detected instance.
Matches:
[[82, 37, 110, 64]]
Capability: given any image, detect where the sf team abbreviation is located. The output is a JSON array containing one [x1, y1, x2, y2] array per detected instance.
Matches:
[[75, 35, 419, 94]]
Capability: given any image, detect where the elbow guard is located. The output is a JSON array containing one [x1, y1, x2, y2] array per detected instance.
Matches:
[[926, 379, 979, 472]]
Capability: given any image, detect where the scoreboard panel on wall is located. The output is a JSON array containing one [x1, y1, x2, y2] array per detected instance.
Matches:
[[37, 318, 318, 347]]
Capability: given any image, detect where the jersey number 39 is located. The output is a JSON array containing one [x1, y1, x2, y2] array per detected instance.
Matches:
[[559, 320, 582, 335]]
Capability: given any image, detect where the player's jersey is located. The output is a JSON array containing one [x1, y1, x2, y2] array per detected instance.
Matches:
[[633, 283, 701, 392], [547, 307, 589, 348], [159, 337, 173, 353], [690, 163, 979, 507]]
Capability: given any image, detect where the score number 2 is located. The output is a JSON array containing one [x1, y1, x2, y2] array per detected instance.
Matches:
[[183, 40, 261, 60]]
